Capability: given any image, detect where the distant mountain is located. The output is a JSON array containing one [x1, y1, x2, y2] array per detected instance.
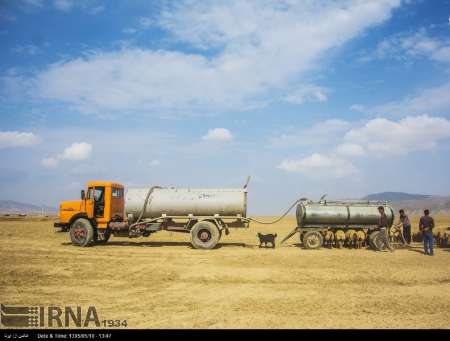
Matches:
[[0, 200, 57, 214], [361, 192, 450, 214], [362, 192, 432, 202]]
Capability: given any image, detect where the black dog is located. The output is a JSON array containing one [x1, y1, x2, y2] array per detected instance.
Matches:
[[257, 233, 277, 248]]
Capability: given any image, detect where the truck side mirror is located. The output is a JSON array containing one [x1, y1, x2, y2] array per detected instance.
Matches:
[[81, 190, 85, 200]]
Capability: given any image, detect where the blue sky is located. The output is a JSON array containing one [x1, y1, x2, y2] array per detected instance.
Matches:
[[1, 0, 450, 214]]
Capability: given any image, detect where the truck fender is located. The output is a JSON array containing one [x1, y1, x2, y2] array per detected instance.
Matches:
[[69, 213, 91, 228]]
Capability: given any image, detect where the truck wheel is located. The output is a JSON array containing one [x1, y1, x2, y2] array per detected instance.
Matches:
[[191, 221, 220, 250], [69, 218, 94, 247], [303, 231, 323, 250]]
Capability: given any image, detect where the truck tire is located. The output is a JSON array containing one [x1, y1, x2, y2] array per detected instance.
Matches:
[[190, 221, 220, 250], [69, 218, 95, 247], [303, 231, 323, 250]]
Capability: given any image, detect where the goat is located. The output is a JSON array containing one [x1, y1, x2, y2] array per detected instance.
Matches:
[[324, 230, 334, 248], [345, 230, 357, 249], [439, 232, 448, 248], [434, 232, 439, 247], [412, 231, 423, 243], [356, 230, 366, 249], [334, 230, 345, 249]]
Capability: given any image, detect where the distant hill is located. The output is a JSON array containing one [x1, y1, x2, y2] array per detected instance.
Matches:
[[362, 192, 432, 201], [0, 200, 57, 214], [361, 192, 450, 214]]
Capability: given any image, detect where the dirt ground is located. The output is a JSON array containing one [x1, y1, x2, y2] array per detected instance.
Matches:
[[1, 215, 450, 329]]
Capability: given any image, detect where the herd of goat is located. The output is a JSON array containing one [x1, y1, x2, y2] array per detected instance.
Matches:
[[321, 229, 450, 249], [323, 230, 367, 249], [412, 231, 450, 248]]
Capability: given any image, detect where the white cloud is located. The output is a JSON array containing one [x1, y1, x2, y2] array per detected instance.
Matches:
[[59, 142, 92, 160], [349, 104, 365, 112], [344, 115, 450, 155], [276, 115, 450, 179], [359, 28, 450, 63], [41, 157, 58, 168], [158, 1, 399, 49], [41, 142, 92, 167], [270, 119, 350, 148], [202, 128, 233, 142], [282, 85, 328, 104], [351, 81, 450, 117], [432, 46, 450, 63], [17, 0, 400, 115], [54, 0, 73, 12], [335, 143, 365, 157], [23, 0, 104, 14], [0, 131, 40, 149], [149, 159, 160, 167], [277, 153, 358, 179]]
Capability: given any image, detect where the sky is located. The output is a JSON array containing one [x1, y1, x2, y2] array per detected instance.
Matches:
[[0, 0, 450, 214]]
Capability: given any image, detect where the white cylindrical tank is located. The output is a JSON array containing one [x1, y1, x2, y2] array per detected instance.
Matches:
[[296, 201, 394, 227], [125, 187, 247, 219]]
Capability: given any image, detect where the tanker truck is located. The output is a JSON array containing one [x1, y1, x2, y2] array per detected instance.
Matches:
[[54, 180, 249, 249], [281, 196, 395, 250]]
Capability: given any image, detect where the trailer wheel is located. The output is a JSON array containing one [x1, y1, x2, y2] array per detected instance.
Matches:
[[303, 231, 323, 250], [368, 231, 378, 250], [190, 221, 220, 250], [369, 231, 380, 251], [69, 218, 94, 247], [373, 231, 388, 251]]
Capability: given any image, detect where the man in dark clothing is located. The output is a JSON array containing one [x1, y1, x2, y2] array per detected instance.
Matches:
[[419, 209, 435, 256], [378, 206, 394, 252], [398, 209, 411, 245]]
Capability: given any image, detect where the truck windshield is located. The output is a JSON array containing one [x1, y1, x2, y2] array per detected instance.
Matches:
[[94, 187, 105, 202]]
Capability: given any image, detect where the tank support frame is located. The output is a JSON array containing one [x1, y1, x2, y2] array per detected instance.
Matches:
[[108, 214, 250, 238]]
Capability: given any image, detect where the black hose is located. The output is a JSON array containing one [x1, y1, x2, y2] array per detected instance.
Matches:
[[135, 186, 161, 223], [247, 198, 302, 225]]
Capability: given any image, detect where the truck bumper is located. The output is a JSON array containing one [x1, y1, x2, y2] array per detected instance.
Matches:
[[54, 222, 69, 232]]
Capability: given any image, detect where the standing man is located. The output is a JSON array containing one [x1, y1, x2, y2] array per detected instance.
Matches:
[[419, 209, 435, 256], [398, 209, 412, 245], [378, 206, 394, 252]]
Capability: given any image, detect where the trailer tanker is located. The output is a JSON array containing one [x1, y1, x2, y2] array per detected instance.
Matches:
[[281, 198, 395, 250], [296, 200, 394, 227]]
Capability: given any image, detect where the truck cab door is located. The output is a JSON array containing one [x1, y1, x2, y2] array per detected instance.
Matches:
[[93, 187, 105, 218], [84, 187, 95, 219]]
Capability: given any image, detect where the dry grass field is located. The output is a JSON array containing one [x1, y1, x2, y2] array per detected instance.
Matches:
[[1, 214, 450, 329]]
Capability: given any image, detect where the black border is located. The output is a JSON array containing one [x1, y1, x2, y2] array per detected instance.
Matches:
[[2, 328, 449, 340]]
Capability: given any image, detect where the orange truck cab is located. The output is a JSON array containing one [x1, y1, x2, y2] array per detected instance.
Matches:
[[54, 181, 124, 245]]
